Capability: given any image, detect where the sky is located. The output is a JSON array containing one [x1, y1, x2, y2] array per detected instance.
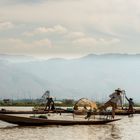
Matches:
[[0, 0, 140, 58]]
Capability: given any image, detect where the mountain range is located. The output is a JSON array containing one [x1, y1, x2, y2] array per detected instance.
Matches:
[[0, 53, 140, 102]]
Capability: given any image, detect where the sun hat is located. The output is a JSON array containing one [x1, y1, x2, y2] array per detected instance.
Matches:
[[115, 88, 122, 92]]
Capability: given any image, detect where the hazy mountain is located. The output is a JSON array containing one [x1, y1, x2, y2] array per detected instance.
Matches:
[[0, 54, 35, 62], [0, 53, 140, 102]]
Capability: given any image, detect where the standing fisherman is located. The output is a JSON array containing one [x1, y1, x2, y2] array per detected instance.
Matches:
[[44, 91, 55, 111], [125, 94, 134, 116], [99, 88, 123, 119]]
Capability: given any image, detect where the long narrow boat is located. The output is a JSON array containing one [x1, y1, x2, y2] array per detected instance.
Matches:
[[0, 110, 66, 114], [0, 109, 133, 115], [0, 114, 120, 126]]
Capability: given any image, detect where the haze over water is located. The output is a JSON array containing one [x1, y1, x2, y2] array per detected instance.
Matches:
[[1, 54, 140, 101]]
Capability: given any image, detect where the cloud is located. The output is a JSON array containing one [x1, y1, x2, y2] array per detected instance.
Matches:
[[0, 38, 52, 54], [0, 21, 14, 30], [0, 0, 140, 56], [0, 0, 46, 5], [66, 32, 85, 39], [98, 38, 120, 44], [1, 0, 140, 34], [23, 25, 67, 36], [73, 37, 97, 45], [0, 23, 120, 56], [65, 30, 120, 47], [8, 38, 25, 45], [1, 0, 140, 38], [72, 37, 120, 47], [33, 39, 52, 48]]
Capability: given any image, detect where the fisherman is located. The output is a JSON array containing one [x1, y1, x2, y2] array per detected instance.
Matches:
[[99, 88, 123, 119], [43, 90, 55, 111], [50, 97, 55, 110], [45, 97, 55, 111], [125, 95, 134, 116], [85, 109, 92, 120]]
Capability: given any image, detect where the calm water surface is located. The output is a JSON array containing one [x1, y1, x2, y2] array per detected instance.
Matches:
[[0, 107, 140, 140]]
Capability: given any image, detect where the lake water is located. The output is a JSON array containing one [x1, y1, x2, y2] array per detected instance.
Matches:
[[0, 107, 140, 140]]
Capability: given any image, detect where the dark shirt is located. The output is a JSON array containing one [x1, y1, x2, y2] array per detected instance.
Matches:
[[125, 96, 134, 106]]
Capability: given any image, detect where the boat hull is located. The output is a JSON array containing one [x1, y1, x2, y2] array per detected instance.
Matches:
[[0, 109, 132, 115], [0, 109, 67, 114], [0, 114, 120, 126]]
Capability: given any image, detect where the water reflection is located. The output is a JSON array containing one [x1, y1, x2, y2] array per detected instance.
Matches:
[[0, 122, 123, 140], [0, 110, 140, 140], [110, 124, 122, 140], [0, 121, 138, 140]]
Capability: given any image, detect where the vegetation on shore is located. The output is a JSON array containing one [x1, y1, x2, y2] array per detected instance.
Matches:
[[0, 99, 75, 107], [0, 99, 140, 107]]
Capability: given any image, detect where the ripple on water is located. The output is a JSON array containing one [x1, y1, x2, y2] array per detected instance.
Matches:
[[0, 112, 140, 140]]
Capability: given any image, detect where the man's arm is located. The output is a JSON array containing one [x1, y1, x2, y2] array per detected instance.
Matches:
[[125, 96, 129, 102], [109, 92, 116, 98], [119, 96, 123, 107]]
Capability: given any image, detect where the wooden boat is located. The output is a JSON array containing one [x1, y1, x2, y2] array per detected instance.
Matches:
[[0, 109, 133, 115], [0, 108, 67, 114], [0, 108, 135, 115], [0, 114, 120, 126], [73, 109, 132, 116], [98, 111, 132, 116]]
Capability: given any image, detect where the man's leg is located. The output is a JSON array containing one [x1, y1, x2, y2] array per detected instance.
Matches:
[[111, 103, 117, 119], [112, 107, 115, 119], [100, 100, 111, 111]]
